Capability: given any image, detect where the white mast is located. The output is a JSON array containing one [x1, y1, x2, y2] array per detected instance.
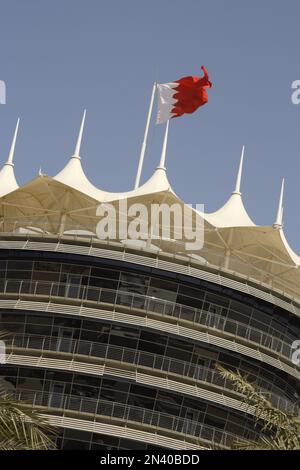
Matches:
[[158, 120, 169, 169], [74, 109, 86, 158], [134, 82, 157, 189], [0, 118, 20, 197], [7, 118, 20, 166], [233, 145, 244, 194], [274, 178, 285, 228]]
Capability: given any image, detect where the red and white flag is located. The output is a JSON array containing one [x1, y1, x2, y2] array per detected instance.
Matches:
[[156, 66, 212, 124]]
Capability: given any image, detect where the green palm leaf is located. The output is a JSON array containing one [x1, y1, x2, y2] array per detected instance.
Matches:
[[216, 363, 300, 450]]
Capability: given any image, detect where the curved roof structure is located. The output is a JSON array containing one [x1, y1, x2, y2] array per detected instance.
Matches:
[[0, 112, 299, 302], [54, 110, 175, 202], [204, 146, 255, 228], [205, 192, 255, 228]]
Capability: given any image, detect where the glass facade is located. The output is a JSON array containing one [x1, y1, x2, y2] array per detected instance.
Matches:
[[0, 258, 299, 357], [0, 251, 299, 449]]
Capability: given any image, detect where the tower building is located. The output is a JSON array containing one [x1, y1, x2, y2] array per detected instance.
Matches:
[[0, 114, 299, 450]]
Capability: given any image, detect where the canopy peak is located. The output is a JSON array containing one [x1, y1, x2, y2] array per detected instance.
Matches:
[[7, 118, 20, 166], [73, 109, 86, 159], [232, 145, 244, 195], [274, 178, 285, 228]]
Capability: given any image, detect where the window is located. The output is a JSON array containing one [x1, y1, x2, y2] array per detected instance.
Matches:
[[0, 313, 25, 322], [140, 331, 168, 345], [178, 284, 205, 300], [119, 272, 149, 294], [155, 399, 178, 415], [34, 261, 61, 272], [54, 316, 81, 328], [0, 261, 7, 271], [26, 314, 52, 325], [89, 277, 118, 290], [45, 370, 72, 382], [177, 294, 202, 309], [52, 326, 75, 353], [230, 300, 253, 316], [25, 323, 51, 336], [227, 309, 248, 323], [32, 271, 59, 282], [7, 261, 32, 271], [109, 334, 137, 349], [148, 278, 178, 302], [165, 346, 191, 362], [204, 414, 225, 428], [127, 394, 155, 409], [19, 368, 45, 380], [7, 270, 32, 279], [1, 322, 24, 334], [157, 390, 182, 405], [139, 340, 165, 355], [65, 274, 82, 298], [62, 264, 90, 275], [205, 292, 230, 308], [130, 384, 157, 397]]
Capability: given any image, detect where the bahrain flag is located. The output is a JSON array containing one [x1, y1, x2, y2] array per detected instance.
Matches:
[[156, 66, 212, 124]]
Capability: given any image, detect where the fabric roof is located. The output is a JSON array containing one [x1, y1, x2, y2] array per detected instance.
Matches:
[[0, 116, 299, 302]]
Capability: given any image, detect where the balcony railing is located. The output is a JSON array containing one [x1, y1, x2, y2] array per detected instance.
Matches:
[[0, 279, 297, 361], [6, 333, 298, 415], [13, 389, 260, 448]]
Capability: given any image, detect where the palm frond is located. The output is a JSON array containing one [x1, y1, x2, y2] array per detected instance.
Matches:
[[215, 363, 300, 450], [0, 392, 56, 449]]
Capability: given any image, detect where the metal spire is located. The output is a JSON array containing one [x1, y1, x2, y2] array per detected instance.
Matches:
[[74, 109, 86, 159], [274, 178, 285, 228], [233, 145, 244, 194], [134, 82, 157, 189], [158, 120, 169, 169], [7, 118, 20, 166]]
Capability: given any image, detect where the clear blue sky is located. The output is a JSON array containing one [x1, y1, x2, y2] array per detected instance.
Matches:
[[1, 0, 300, 251]]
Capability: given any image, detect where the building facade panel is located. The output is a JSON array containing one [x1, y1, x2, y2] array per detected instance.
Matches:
[[0, 245, 299, 449]]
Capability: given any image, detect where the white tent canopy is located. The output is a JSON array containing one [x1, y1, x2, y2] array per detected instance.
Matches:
[[1, 113, 299, 302]]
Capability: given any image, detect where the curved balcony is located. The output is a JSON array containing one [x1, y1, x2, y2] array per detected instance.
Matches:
[[0, 279, 297, 362], [6, 333, 298, 415], [13, 389, 259, 449], [0, 234, 299, 313]]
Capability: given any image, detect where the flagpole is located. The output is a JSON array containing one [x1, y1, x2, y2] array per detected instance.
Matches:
[[134, 82, 157, 189], [158, 120, 169, 168]]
